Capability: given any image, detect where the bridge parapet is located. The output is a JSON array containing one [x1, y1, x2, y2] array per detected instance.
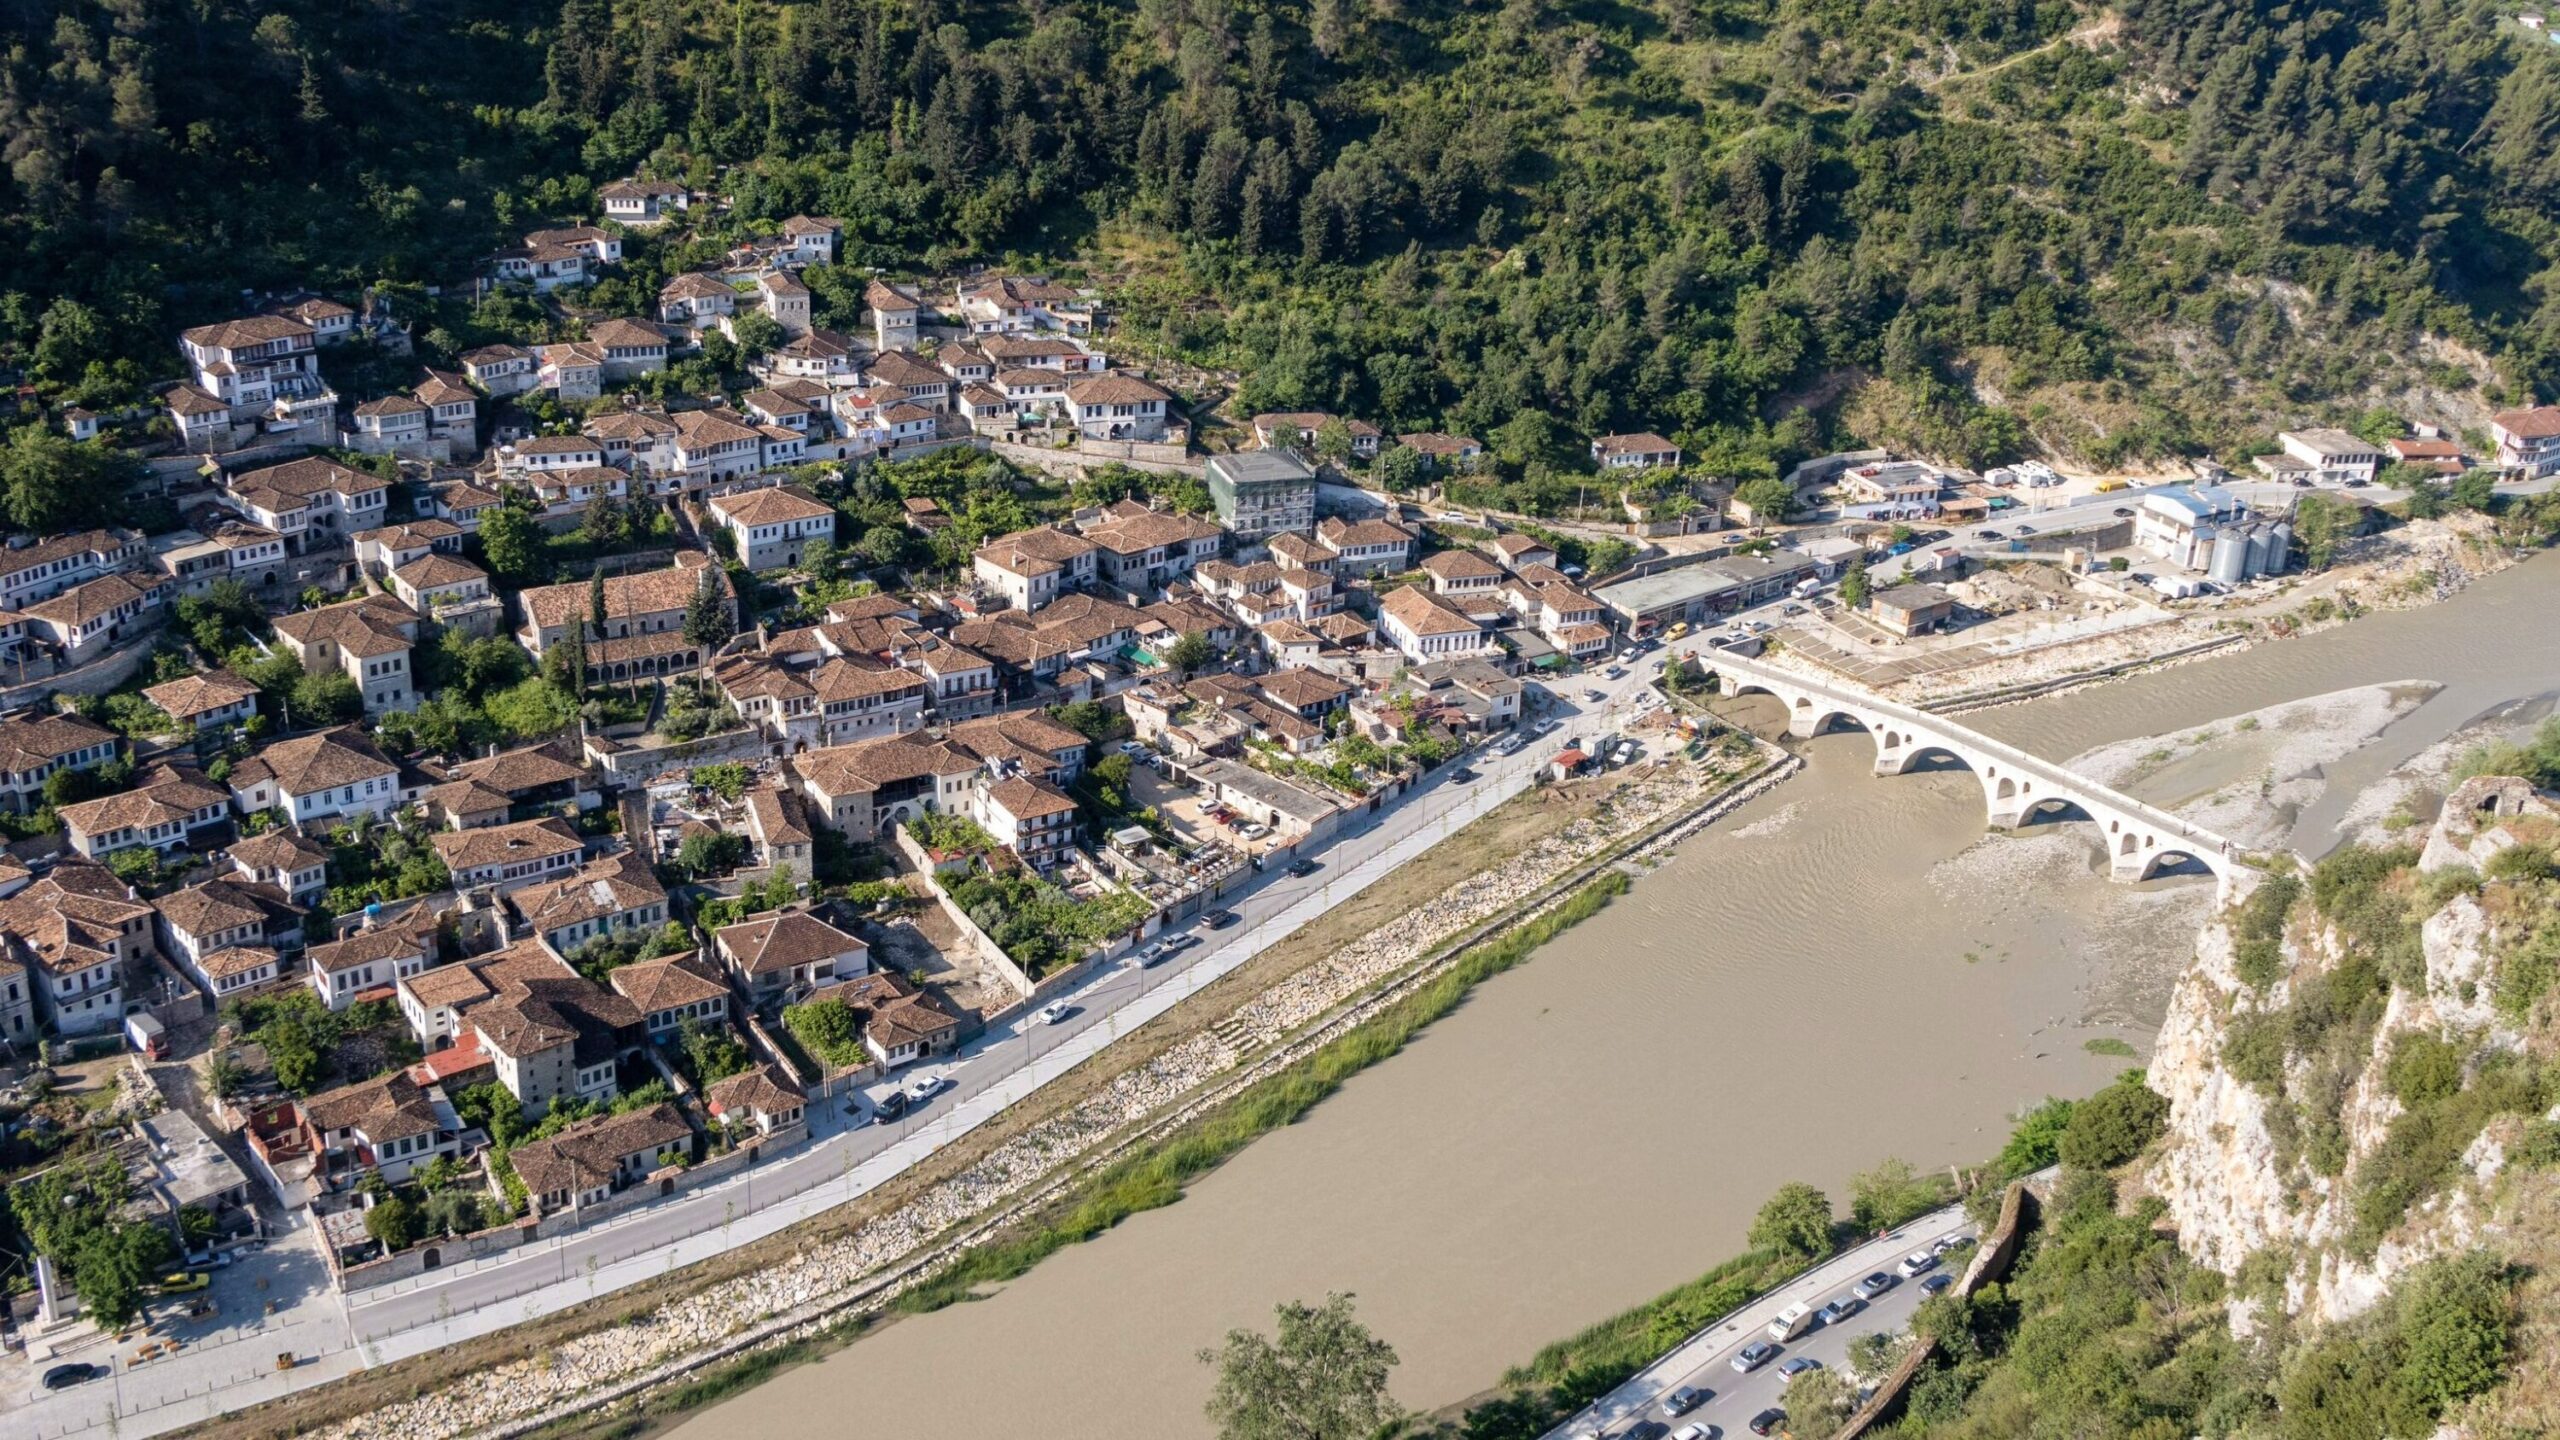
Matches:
[[1695, 650, 2238, 887]]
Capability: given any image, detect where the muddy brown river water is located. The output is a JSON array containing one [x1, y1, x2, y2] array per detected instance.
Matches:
[[674, 554, 2560, 1439]]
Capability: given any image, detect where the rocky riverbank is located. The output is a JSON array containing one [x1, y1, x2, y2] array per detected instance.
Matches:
[[321, 751, 1774, 1440]]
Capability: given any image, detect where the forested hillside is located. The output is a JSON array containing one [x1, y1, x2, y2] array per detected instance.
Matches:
[[8, 0, 2560, 478]]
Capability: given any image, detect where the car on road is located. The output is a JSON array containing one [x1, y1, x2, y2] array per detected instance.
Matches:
[[1034, 1002, 1070, 1026], [1584, 688, 1607, 702], [44, 1362, 107, 1390], [1166, 932, 1201, 953], [1748, 1408, 1788, 1437], [1731, 1340, 1781, 1373], [1853, 1271, 1898, 1299], [1138, 941, 1175, 967], [1536, 718, 1561, 735], [1669, 1426, 1716, 1440], [903, 1074, 949, 1102], [1499, 733, 1531, 755], [1975, 528, 2002, 540], [869, 1089, 908, 1124], [1203, 909, 1238, 929], [1817, 1296, 1864, 1326], [1662, 1385, 1711, 1416], [1778, 1357, 1823, 1379], [1603, 666, 1626, 679], [1285, 857, 1320, 878], [1449, 767, 1479, 784], [1922, 1272, 1955, 1295], [1897, 1250, 1939, 1278], [1615, 1423, 1669, 1440], [2112, 506, 2135, 517], [2012, 524, 2035, 537], [1434, 511, 1469, 522]]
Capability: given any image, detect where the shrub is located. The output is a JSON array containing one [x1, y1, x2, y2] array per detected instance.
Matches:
[[1747, 1181, 1833, 1262], [2383, 1031, 2463, 1106], [2057, 1073, 2170, 1171]]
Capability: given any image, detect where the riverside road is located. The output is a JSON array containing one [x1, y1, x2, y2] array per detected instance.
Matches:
[[8, 657, 1680, 1439]]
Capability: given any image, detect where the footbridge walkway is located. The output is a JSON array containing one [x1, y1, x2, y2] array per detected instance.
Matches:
[[1691, 649, 2239, 884]]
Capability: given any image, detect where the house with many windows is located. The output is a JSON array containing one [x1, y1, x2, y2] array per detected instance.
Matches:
[[226, 726, 403, 828], [709, 485, 835, 571], [271, 593, 420, 714]]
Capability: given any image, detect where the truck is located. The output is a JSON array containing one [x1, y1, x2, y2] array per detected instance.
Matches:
[[1767, 1301, 1817, 1342]]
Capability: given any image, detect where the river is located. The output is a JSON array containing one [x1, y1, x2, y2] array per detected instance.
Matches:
[[673, 553, 2560, 1440]]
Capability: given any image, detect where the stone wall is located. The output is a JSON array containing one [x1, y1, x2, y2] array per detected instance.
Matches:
[[586, 725, 771, 786], [1830, 1178, 2042, 1440]]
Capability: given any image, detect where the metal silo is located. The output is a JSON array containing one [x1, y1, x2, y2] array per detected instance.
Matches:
[[2209, 529, 2249, 585], [2244, 525, 2273, 578], [2268, 521, 2294, 575]]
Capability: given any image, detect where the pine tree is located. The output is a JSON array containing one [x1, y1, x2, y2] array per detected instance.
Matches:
[[683, 570, 732, 650]]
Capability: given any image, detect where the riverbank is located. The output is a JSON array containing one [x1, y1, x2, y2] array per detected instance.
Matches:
[[212, 743, 1783, 1440]]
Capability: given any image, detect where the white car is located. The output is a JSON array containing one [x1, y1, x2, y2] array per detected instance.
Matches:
[[1897, 1250, 1939, 1278], [904, 1074, 950, 1101], [1034, 1002, 1070, 1026]]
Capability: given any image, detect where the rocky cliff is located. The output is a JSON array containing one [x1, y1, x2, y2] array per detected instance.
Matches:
[[2145, 776, 2556, 1329]]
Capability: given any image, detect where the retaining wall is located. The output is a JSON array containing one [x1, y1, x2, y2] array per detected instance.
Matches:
[[1829, 1177, 2043, 1440]]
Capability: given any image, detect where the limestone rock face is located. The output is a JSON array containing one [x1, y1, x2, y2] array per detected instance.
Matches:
[[2146, 846, 2522, 1326]]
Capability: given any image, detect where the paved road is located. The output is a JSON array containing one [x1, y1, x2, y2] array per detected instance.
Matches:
[[6, 658, 1677, 1438], [1547, 1205, 1978, 1440]]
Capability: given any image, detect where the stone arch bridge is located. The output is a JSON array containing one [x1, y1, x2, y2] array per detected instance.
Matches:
[[1694, 650, 2238, 886]]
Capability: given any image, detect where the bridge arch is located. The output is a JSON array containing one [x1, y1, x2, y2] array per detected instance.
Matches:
[[1693, 653, 2237, 889]]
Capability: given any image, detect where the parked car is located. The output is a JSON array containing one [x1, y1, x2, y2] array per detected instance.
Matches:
[[1138, 941, 1175, 968], [1779, 1357, 1823, 1378], [1603, 666, 1626, 679], [1584, 689, 1607, 703], [1748, 1408, 1788, 1437], [1853, 1271, 1898, 1299], [1817, 1296, 1864, 1326], [1449, 767, 1479, 784], [1285, 857, 1320, 878], [869, 1089, 908, 1124], [43, 1362, 106, 1391], [2012, 525, 2035, 537], [1616, 1423, 1669, 1440], [1897, 1251, 1939, 1278], [1670, 1426, 1715, 1440], [904, 1073, 949, 1102], [1921, 1272, 1956, 1295], [1662, 1385, 1711, 1416], [1237, 822, 1271, 841], [1932, 1232, 1974, 1255], [1166, 932, 1201, 952], [1975, 528, 2002, 540], [2111, 506, 2135, 517], [157, 1271, 209, 1293], [1115, 740, 1151, 758], [1732, 1340, 1781, 1373], [1034, 1002, 1070, 1026], [1203, 909, 1239, 929]]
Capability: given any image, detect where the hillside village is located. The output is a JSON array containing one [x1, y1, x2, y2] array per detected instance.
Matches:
[[7, 175, 2560, 1363]]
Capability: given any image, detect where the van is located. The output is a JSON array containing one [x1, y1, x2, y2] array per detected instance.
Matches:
[[2094, 479, 2129, 493], [1767, 1302, 1816, 1342]]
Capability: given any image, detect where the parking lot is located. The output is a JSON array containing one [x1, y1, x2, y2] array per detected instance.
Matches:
[[1126, 759, 1290, 857]]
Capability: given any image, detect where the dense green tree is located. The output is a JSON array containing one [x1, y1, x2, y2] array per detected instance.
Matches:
[[2056, 1074, 2171, 1172], [683, 570, 732, 649], [1748, 1181, 1834, 1262], [1200, 1293, 1401, 1440], [480, 503, 549, 585]]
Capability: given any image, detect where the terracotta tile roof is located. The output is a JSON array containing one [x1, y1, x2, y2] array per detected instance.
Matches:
[[587, 318, 668, 350], [1065, 373, 1170, 406], [1422, 550, 1503, 580], [712, 485, 833, 528], [164, 383, 228, 416], [583, 410, 677, 440], [984, 775, 1076, 821], [155, 877, 291, 940], [227, 456, 388, 507], [354, 519, 463, 549], [660, 272, 735, 302], [607, 951, 727, 1015], [508, 1103, 690, 1198], [1592, 431, 1678, 456], [715, 910, 866, 977], [271, 593, 416, 659], [1381, 585, 1482, 636], [452, 742, 590, 796], [58, 764, 226, 838], [506, 851, 666, 934], [2493, 406, 2560, 439], [199, 944, 279, 981], [745, 785, 814, 847], [1397, 432, 1480, 456], [229, 726, 398, 796], [791, 735, 979, 797], [520, 553, 723, 632], [431, 816, 583, 875], [1080, 508, 1222, 554], [863, 280, 923, 311], [181, 315, 311, 349], [303, 1070, 444, 1142], [0, 864, 151, 975], [415, 370, 476, 407], [705, 1063, 805, 1119], [354, 395, 427, 419], [229, 829, 329, 873], [809, 971, 960, 1052], [393, 553, 486, 592], [810, 658, 926, 704], [20, 573, 156, 628], [0, 711, 119, 779], [308, 925, 425, 975], [975, 526, 1098, 577]]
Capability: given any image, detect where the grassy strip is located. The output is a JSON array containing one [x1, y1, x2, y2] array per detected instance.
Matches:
[[1504, 1246, 1801, 1390], [894, 870, 1635, 1314]]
